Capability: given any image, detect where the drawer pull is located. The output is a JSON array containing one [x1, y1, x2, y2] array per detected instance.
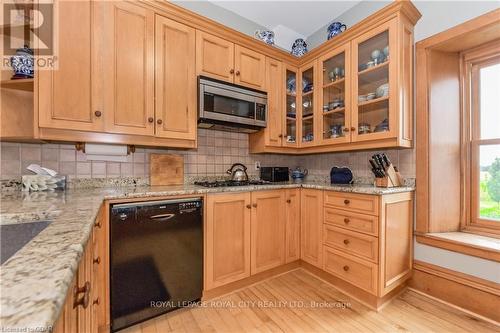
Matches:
[[94, 110, 102, 117], [93, 256, 101, 264], [343, 265, 350, 272], [94, 220, 102, 228], [343, 239, 350, 245], [93, 297, 100, 305], [344, 218, 350, 224], [344, 199, 350, 205]]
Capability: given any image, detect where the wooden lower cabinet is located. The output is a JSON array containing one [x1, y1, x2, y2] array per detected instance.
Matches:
[[285, 189, 301, 262], [205, 192, 252, 289], [53, 206, 105, 333], [322, 190, 413, 300], [250, 190, 286, 274], [300, 189, 324, 268], [206, 189, 300, 290]]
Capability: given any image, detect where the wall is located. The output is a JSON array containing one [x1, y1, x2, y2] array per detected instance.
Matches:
[[172, 0, 267, 38], [1, 130, 415, 182], [0, 129, 299, 181], [306, 1, 390, 49]]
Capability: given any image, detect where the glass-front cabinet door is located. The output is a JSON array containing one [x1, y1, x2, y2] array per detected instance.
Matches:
[[352, 20, 397, 142], [319, 43, 351, 145], [284, 65, 299, 147], [299, 61, 317, 147]]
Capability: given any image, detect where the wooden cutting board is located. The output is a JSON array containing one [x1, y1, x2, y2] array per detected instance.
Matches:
[[150, 153, 184, 186]]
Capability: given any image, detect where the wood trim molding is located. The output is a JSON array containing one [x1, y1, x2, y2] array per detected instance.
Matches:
[[410, 260, 500, 323], [413, 260, 500, 296], [416, 8, 500, 51], [415, 233, 500, 262]]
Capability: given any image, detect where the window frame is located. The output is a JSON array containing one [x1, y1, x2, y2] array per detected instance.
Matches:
[[461, 42, 500, 237]]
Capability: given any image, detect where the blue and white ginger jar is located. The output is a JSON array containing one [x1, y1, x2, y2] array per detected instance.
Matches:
[[10, 45, 34, 79], [254, 30, 275, 45], [291, 38, 308, 57]]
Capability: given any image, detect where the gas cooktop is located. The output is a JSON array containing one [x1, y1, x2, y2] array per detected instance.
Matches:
[[194, 180, 270, 188]]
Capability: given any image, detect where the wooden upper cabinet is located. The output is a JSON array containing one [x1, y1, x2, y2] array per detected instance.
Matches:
[[38, 0, 102, 132], [351, 19, 398, 143], [318, 43, 351, 146], [301, 189, 323, 268], [155, 16, 196, 140], [196, 31, 234, 82], [285, 188, 301, 263], [205, 193, 251, 290], [101, 1, 155, 136], [250, 190, 286, 274], [264, 58, 283, 146], [234, 45, 266, 90]]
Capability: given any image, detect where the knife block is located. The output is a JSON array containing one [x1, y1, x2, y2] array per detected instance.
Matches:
[[374, 163, 403, 188]]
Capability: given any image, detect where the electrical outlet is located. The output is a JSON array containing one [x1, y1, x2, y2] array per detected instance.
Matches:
[[254, 161, 261, 170]]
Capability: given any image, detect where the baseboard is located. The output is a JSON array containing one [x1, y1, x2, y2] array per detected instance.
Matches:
[[410, 260, 500, 323], [202, 261, 301, 300]]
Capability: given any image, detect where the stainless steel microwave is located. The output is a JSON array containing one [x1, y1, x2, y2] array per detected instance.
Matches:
[[198, 76, 267, 133]]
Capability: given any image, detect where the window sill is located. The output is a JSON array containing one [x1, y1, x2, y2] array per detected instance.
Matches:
[[415, 232, 500, 262]]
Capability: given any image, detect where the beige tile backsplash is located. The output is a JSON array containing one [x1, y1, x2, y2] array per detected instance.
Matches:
[[0, 129, 415, 182]]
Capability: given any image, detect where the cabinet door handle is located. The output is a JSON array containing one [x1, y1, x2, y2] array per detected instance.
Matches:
[[148, 117, 154, 123], [235, 70, 240, 76], [246, 204, 251, 209], [230, 69, 235, 74], [73, 281, 90, 309], [350, 127, 356, 132], [157, 119, 163, 125], [94, 111, 102, 117], [278, 134, 283, 138], [93, 297, 100, 306], [343, 239, 350, 245], [343, 265, 349, 272], [344, 199, 350, 205], [344, 218, 350, 224], [286, 199, 291, 203], [94, 220, 102, 228], [252, 203, 257, 208], [93, 256, 101, 264], [343, 127, 349, 132]]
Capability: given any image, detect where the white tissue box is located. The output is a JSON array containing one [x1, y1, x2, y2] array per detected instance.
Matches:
[[22, 175, 66, 192]]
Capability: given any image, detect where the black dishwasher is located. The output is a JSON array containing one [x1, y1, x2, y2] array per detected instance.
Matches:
[[110, 198, 203, 332]]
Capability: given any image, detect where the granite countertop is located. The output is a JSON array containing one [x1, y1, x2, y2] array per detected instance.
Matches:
[[0, 181, 413, 330]]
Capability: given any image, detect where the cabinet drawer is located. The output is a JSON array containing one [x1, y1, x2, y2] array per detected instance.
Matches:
[[323, 225, 378, 263], [324, 192, 379, 216], [323, 246, 378, 295], [324, 208, 379, 236]]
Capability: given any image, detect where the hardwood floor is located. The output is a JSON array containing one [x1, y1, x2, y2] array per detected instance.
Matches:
[[120, 269, 499, 333]]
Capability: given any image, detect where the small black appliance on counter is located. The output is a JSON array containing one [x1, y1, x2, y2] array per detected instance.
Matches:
[[330, 167, 353, 184], [260, 167, 289, 182]]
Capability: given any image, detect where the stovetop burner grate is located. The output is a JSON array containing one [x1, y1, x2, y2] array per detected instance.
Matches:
[[194, 180, 270, 188]]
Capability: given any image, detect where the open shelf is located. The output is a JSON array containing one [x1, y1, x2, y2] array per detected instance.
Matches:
[[302, 90, 314, 97], [358, 95, 388, 107], [322, 78, 345, 89], [323, 107, 345, 115], [358, 60, 389, 76], [1, 78, 34, 92]]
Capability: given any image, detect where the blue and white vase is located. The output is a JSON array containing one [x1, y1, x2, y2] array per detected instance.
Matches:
[[254, 30, 275, 45], [327, 22, 347, 40], [10, 45, 34, 79], [291, 38, 308, 57]]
